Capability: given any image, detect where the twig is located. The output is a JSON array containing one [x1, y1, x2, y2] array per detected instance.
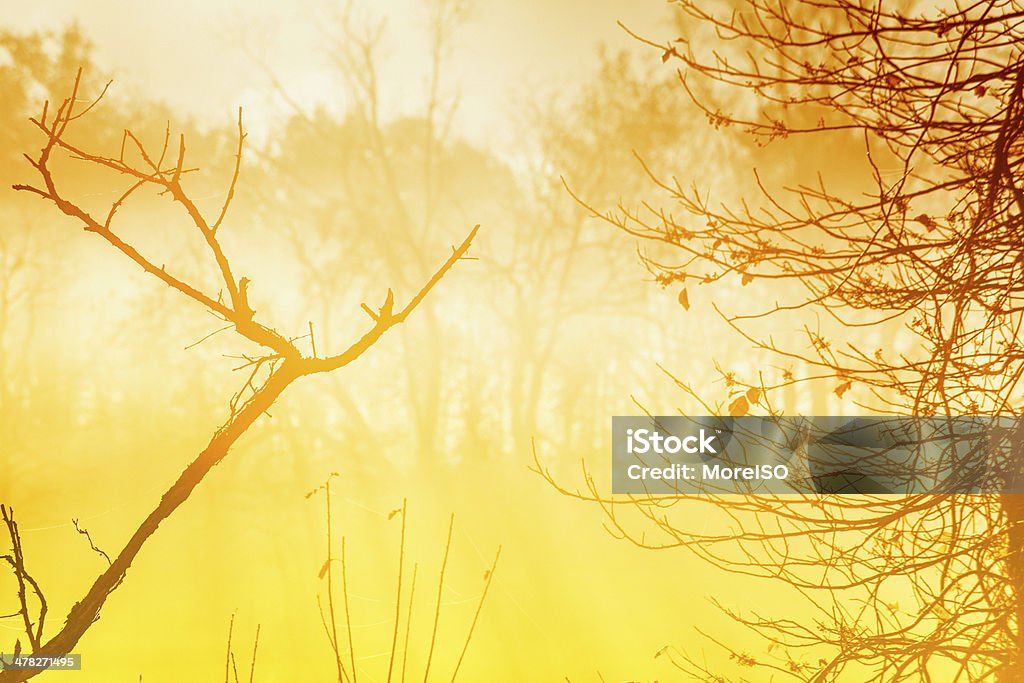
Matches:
[[248, 624, 260, 683], [1, 506, 46, 651], [71, 518, 112, 565], [212, 109, 246, 234], [401, 564, 418, 683], [318, 474, 349, 683], [342, 538, 357, 683], [386, 500, 407, 683], [224, 613, 235, 683], [184, 324, 234, 351], [450, 546, 501, 682], [422, 514, 455, 683]]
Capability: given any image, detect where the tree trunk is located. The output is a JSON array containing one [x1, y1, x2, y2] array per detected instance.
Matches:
[[0, 361, 301, 683], [1001, 493, 1024, 682]]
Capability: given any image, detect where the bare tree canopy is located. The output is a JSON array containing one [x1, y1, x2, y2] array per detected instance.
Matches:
[[549, 1, 1024, 680]]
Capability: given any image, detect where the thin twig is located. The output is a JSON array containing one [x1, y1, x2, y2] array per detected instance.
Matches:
[[401, 564, 419, 683], [422, 514, 455, 683], [184, 324, 234, 351], [71, 518, 112, 565], [386, 499, 407, 683], [450, 546, 501, 682], [342, 537, 357, 683], [248, 624, 260, 683], [320, 475, 349, 683], [224, 613, 235, 683], [1, 506, 46, 651]]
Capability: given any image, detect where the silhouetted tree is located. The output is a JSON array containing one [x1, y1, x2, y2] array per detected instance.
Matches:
[[549, 1, 1024, 680], [0, 72, 476, 682]]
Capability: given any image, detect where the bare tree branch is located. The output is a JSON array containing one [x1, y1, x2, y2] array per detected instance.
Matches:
[[1, 71, 478, 682]]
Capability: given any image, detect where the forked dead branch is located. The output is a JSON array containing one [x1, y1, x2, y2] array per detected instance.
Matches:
[[1, 70, 478, 682]]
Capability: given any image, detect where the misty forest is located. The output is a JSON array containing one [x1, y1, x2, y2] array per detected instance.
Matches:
[[4, 0, 1024, 681]]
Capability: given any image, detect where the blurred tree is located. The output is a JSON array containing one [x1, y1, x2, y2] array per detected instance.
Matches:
[[0, 25, 104, 485], [252, 3, 740, 465], [0, 26, 240, 508], [551, 0, 1024, 680], [249, 0, 510, 464], [500, 47, 739, 454]]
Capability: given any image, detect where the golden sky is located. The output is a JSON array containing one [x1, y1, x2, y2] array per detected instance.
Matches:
[[2, 0, 672, 153]]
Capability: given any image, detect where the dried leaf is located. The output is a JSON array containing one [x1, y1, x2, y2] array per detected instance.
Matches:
[[728, 395, 749, 417], [318, 560, 330, 580], [741, 272, 754, 286], [678, 288, 690, 310], [974, 84, 987, 97], [746, 387, 762, 405], [913, 213, 936, 231], [834, 380, 852, 398]]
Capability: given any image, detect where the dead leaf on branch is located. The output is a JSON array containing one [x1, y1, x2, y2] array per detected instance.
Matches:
[[729, 395, 749, 417], [913, 214, 937, 231], [678, 288, 690, 310]]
